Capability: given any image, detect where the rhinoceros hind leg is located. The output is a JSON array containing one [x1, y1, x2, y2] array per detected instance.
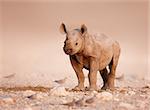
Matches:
[[100, 68, 109, 90], [107, 46, 120, 90]]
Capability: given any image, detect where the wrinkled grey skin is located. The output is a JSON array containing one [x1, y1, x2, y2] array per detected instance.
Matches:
[[60, 23, 121, 91]]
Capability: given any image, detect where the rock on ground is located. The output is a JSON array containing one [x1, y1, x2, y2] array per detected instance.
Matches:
[[96, 91, 113, 101], [50, 86, 68, 97], [0, 79, 150, 110]]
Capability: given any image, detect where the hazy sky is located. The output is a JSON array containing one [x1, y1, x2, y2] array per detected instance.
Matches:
[[148, 2, 150, 78]]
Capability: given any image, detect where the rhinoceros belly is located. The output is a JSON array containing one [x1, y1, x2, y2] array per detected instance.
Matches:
[[99, 47, 113, 70], [82, 56, 90, 70]]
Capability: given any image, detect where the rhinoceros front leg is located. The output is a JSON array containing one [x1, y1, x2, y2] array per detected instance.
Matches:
[[70, 56, 85, 91], [88, 57, 99, 91]]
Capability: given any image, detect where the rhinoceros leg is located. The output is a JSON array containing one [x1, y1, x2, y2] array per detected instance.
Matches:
[[107, 45, 120, 90], [107, 58, 116, 90], [100, 67, 109, 90], [70, 56, 85, 91], [87, 58, 99, 91]]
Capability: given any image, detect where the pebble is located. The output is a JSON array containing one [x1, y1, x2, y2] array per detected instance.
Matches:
[[119, 88, 127, 94], [85, 96, 97, 104], [27, 93, 48, 100], [143, 84, 150, 88], [50, 86, 68, 96], [23, 90, 36, 97], [0, 96, 16, 104], [90, 91, 98, 96], [0, 80, 150, 110], [128, 91, 136, 95], [96, 91, 113, 101]]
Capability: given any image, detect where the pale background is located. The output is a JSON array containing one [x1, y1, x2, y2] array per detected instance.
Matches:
[[0, 0, 149, 87], [149, 1, 150, 80]]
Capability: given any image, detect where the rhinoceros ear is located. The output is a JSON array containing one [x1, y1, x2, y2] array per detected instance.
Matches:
[[81, 24, 87, 35], [59, 23, 67, 34]]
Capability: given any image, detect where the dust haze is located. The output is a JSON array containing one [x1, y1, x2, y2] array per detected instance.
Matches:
[[0, 0, 149, 87]]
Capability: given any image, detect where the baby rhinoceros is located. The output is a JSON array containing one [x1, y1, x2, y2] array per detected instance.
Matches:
[[59, 23, 121, 91]]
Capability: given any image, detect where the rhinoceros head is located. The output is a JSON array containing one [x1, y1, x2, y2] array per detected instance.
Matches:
[[59, 23, 87, 55]]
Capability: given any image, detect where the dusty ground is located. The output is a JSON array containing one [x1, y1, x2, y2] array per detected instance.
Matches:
[[0, 77, 150, 110]]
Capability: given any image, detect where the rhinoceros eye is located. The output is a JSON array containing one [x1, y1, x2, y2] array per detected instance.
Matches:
[[75, 42, 78, 46]]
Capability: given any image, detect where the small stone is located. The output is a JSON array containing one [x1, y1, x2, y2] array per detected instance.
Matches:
[[50, 86, 68, 96], [85, 96, 96, 104], [90, 90, 98, 96], [119, 102, 135, 110], [61, 99, 68, 103], [54, 77, 67, 85], [63, 99, 76, 107], [27, 94, 37, 100], [147, 83, 150, 88], [28, 93, 47, 100], [128, 91, 135, 95], [96, 91, 113, 101], [75, 97, 85, 107], [143, 84, 150, 88], [0, 96, 16, 104], [119, 88, 127, 94], [92, 90, 98, 94], [140, 94, 146, 98], [23, 90, 36, 97]]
